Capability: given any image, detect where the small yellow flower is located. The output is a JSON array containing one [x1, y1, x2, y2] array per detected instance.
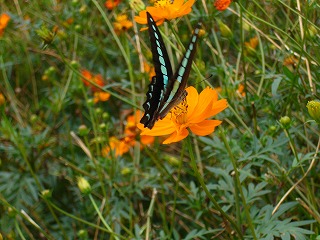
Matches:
[[214, 0, 232, 11], [113, 14, 133, 35], [138, 86, 228, 144], [134, 0, 195, 27], [0, 13, 10, 37]]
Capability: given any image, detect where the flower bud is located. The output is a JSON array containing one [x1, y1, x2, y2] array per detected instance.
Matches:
[[217, 20, 233, 39], [307, 100, 320, 124], [77, 177, 91, 194], [36, 25, 56, 45], [41, 189, 52, 200], [99, 123, 106, 130], [77, 229, 88, 239], [129, 0, 146, 13], [121, 167, 132, 175], [95, 107, 102, 115], [70, 60, 79, 69], [164, 155, 181, 166], [102, 112, 109, 119], [78, 124, 89, 136], [279, 116, 291, 128]]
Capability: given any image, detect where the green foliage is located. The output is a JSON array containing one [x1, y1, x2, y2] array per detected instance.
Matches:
[[0, 0, 319, 239]]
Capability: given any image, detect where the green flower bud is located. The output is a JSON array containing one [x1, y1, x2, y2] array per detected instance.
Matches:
[[99, 123, 106, 130], [36, 25, 56, 45], [279, 116, 291, 128], [129, 0, 146, 13], [75, 24, 82, 32], [121, 167, 132, 175], [72, 0, 79, 6], [102, 112, 109, 119], [41, 189, 52, 200], [79, 5, 87, 14], [164, 155, 181, 166], [78, 125, 90, 136], [217, 19, 233, 39], [77, 177, 91, 195], [77, 229, 88, 239], [95, 108, 102, 115], [87, 98, 94, 106], [70, 60, 79, 69], [307, 100, 320, 124], [8, 207, 16, 218]]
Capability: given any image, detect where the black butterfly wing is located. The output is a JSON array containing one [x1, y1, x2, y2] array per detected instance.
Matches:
[[140, 12, 173, 129], [158, 22, 202, 119]]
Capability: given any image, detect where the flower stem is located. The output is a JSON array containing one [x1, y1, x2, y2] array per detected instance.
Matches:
[[186, 137, 243, 239], [219, 128, 257, 240]]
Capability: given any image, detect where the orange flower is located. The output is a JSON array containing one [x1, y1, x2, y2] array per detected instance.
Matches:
[[81, 69, 110, 103], [236, 83, 246, 97], [137, 86, 228, 144], [93, 92, 111, 103], [113, 14, 133, 35], [81, 69, 104, 92], [126, 110, 155, 145], [0, 13, 10, 36], [102, 137, 131, 157], [105, 0, 121, 10], [134, 0, 195, 27], [244, 36, 259, 56], [0, 93, 5, 105], [283, 55, 298, 67], [245, 36, 259, 49], [214, 0, 232, 11], [143, 62, 155, 80]]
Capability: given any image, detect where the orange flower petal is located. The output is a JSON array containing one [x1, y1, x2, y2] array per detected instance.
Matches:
[[188, 87, 217, 122], [163, 128, 189, 144], [189, 120, 222, 136], [98, 92, 111, 101], [141, 135, 155, 145], [134, 11, 148, 24], [184, 87, 199, 116], [138, 118, 175, 136]]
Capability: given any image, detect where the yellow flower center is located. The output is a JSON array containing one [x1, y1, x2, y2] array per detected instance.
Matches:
[[154, 0, 172, 7], [171, 98, 188, 125]]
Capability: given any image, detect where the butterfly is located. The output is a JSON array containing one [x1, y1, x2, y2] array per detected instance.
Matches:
[[140, 12, 202, 129]]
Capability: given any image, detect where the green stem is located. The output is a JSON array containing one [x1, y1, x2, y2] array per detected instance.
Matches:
[[186, 137, 243, 239], [219, 128, 257, 240], [89, 194, 120, 240]]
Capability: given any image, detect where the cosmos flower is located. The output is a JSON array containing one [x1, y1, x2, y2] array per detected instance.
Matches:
[[0, 13, 10, 37], [105, 0, 121, 10], [214, 0, 232, 11], [113, 14, 133, 35], [138, 86, 228, 144], [81, 69, 110, 103], [134, 0, 195, 27]]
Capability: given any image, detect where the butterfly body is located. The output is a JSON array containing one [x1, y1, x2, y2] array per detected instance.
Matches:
[[140, 12, 201, 129]]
